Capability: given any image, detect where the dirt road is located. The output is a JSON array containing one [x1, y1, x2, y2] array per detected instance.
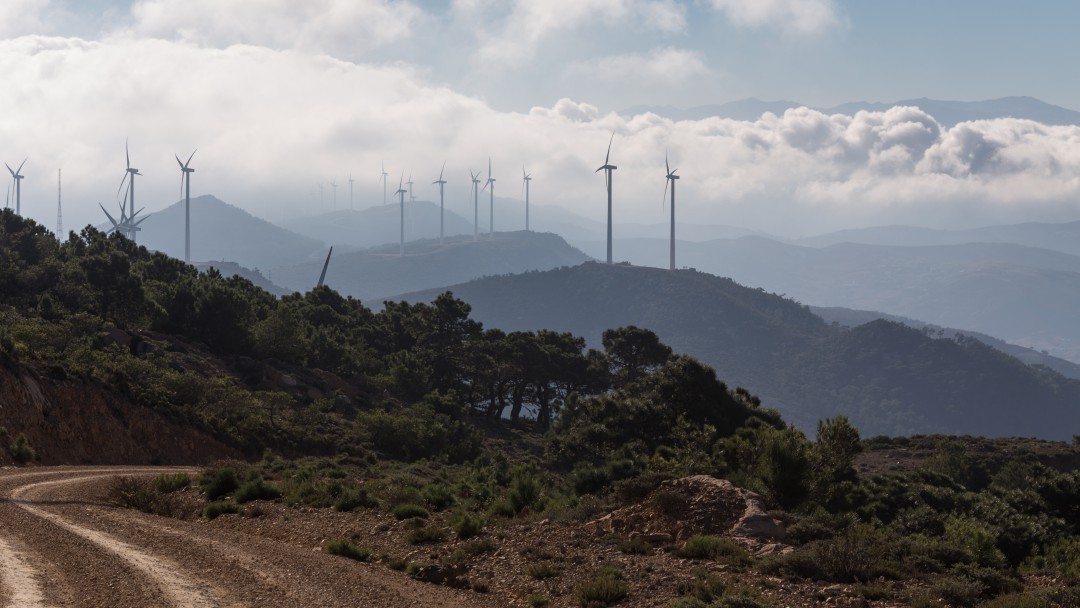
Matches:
[[0, 467, 501, 608]]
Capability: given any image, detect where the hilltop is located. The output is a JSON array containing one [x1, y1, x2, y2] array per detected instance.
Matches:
[[271, 230, 591, 300], [396, 262, 1080, 438], [134, 195, 325, 270], [289, 201, 475, 249]]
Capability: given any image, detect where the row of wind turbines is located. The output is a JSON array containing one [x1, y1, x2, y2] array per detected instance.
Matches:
[[8, 132, 683, 272]]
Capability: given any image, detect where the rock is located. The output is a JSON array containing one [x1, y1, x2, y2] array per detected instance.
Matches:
[[280, 373, 297, 387]]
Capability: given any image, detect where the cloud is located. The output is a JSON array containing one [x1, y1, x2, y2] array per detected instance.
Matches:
[[0, 0, 75, 38], [0, 35, 1078, 238], [125, 0, 425, 57], [708, 0, 843, 35], [564, 47, 710, 86], [472, 0, 687, 68]]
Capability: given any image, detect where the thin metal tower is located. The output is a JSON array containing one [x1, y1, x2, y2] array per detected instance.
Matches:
[[483, 158, 496, 237], [470, 170, 480, 241], [433, 162, 447, 245], [663, 153, 680, 271], [56, 168, 63, 240], [596, 132, 617, 264], [522, 167, 532, 232], [395, 174, 407, 256], [348, 174, 354, 210]]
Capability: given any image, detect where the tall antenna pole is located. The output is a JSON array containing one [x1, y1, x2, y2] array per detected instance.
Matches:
[[185, 165, 191, 263], [56, 168, 63, 240], [669, 177, 675, 271]]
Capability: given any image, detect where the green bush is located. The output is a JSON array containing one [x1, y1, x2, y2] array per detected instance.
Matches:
[[203, 500, 241, 520], [334, 486, 378, 512], [392, 503, 430, 520], [673, 535, 750, 566], [154, 473, 191, 493], [526, 562, 561, 580], [618, 538, 653, 555], [234, 478, 281, 503], [674, 568, 726, 603], [421, 483, 455, 511], [489, 499, 516, 518], [405, 526, 446, 545], [450, 510, 484, 539], [527, 593, 549, 608], [9, 433, 35, 464], [107, 476, 156, 512], [323, 539, 371, 562], [930, 575, 985, 608], [575, 571, 629, 607], [200, 468, 239, 500], [1043, 537, 1080, 581]]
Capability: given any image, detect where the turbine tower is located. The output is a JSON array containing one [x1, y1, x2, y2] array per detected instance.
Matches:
[[395, 173, 407, 256], [318, 182, 324, 209], [469, 170, 481, 241], [596, 132, 617, 264], [5, 158, 26, 215], [663, 152, 680, 271], [56, 168, 63, 240], [406, 173, 415, 203], [521, 167, 532, 231], [330, 179, 338, 210], [380, 161, 389, 206], [483, 157, 496, 237], [433, 162, 447, 245], [176, 149, 196, 264], [348, 173, 355, 210], [115, 141, 146, 242]]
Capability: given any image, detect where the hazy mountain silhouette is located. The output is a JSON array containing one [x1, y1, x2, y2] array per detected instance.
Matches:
[[290, 201, 475, 249], [132, 195, 325, 271], [192, 261, 290, 297], [795, 220, 1080, 257], [811, 305, 1080, 381], [270, 230, 591, 300], [394, 263, 1080, 439], [623, 96, 1080, 127], [576, 236, 1080, 364]]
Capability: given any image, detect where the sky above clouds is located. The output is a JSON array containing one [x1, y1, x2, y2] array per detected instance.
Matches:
[[1, 0, 1079, 236]]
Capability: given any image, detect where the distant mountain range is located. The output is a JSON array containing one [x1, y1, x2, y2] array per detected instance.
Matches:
[[790, 220, 1080, 257], [271, 230, 591, 300], [290, 201, 475, 249], [131, 195, 326, 271], [577, 236, 1080, 364], [621, 96, 1080, 127], [395, 263, 1080, 439]]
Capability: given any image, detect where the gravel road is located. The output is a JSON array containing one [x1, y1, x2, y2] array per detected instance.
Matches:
[[0, 467, 502, 608]]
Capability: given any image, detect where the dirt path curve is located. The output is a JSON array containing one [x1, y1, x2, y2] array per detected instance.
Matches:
[[0, 467, 503, 608]]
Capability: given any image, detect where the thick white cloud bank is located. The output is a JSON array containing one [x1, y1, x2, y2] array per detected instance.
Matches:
[[0, 35, 1078, 237]]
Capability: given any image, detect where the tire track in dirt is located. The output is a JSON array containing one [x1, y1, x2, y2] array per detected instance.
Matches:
[[0, 468, 219, 608]]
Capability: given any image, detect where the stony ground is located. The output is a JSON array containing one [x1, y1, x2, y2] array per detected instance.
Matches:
[[0, 466, 932, 608]]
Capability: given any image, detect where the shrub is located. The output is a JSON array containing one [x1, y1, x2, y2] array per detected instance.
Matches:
[[154, 473, 191, 493], [200, 468, 239, 501], [618, 538, 653, 555], [526, 562, 561, 580], [324, 539, 371, 562], [421, 483, 455, 511], [406, 526, 447, 545], [234, 478, 281, 504], [1043, 537, 1080, 581], [980, 592, 1050, 608], [489, 499, 516, 518], [509, 465, 542, 514], [203, 500, 241, 520], [673, 535, 750, 566], [651, 489, 689, 516], [334, 486, 378, 512], [527, 593, 549, 608], [9, 433, 35, 464], [405, 561, 431, 576], [575, 571, 629, 607], [930, 575, 985, 608], [450, 510, 484, 539], [107, 476, 156, 512], [675, 568, 726, 603], [392, 503, 430, 520]]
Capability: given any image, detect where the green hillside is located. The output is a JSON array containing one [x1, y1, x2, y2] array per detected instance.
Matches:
[[397, 263, 1080, 438]]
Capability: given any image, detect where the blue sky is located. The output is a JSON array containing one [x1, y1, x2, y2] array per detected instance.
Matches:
[[1, 0, 1079, 234]]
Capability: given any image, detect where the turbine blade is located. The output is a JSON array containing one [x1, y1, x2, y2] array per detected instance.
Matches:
[[125, 139, 130, 170], [604, 131, 615, 165], [176, 154, 184, 169], [666, 151, 670, 176], [439, 160, 446, 182], [16, 158, 26, 174], [117, 172, 129, 199], [186, 148, 197, 166], [4, 163, 12, 177], [662, 179, 669, 211], [133, 214, 151, 227], [99, 203, 120, 229]]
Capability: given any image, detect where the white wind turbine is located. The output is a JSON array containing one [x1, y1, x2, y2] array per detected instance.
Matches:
[[432, 162, 447, 245], [469, 169, 481, 241], [521, 167, 532, 231], [176, 149, 197, 263], [395, 173, 407, 256], [662, 152, 680, 271], [380, 161, 389, 206], [114, 141, 147, 242], [5, 158, 26, 215], [482, 157, 496, 237], [596, 132, 617, 264]]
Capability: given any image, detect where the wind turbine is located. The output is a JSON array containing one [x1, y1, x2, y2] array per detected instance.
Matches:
[[380, 161, 389, 206], [348, 173, 355, 210], [662, 152, 680, 271], [469, 170, 481, 241], [318, 182, 325, 209], [317, 247, 333, 288], [330, 179, 338, 210], [116, 141, 146, 242], [406, 173, 415, 203], [482, 157, 496, 237], [176, 149, 196, 263], [395, 173, 407, 256], [6, 158, 26, 215], [521, 167, 532, 231], [432, 162, 447, 245], [596, 132, 617, 264]]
